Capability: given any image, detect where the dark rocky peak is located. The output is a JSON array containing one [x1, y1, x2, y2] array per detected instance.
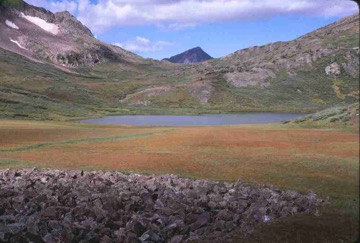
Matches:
[[163, 46, 213, 64], [192, 46, 203, 51]]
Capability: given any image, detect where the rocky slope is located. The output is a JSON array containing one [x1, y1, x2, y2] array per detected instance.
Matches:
[[118, 14, 359, 112], [163, 47, 213, 64], [204, 14, 359, 88], [0, 0, 137, 68], [0, 168, 325, 242]]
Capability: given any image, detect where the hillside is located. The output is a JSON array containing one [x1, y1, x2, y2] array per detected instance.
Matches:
[[162, 47, 213, 64], [119, 14, 359, 113], [0, 1, 358, 120], [286, 103, 359, 130]]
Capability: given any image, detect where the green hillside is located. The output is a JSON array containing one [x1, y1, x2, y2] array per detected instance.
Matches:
[[0, 14, 358, 120]]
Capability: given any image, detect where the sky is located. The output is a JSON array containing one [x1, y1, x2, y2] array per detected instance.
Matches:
[[26, 0, 359, 60]]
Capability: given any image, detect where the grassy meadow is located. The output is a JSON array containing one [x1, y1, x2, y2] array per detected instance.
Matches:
[[0, 119, 358, 242]]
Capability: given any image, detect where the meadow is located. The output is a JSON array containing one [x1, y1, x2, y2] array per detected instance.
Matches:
[[0, 119, 359, 242]]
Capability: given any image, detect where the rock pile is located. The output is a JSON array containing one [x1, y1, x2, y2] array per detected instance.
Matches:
[[0, 169, 326, 242]]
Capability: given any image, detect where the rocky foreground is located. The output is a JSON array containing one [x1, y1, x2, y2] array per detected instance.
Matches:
[[0, 169, 326, 242]]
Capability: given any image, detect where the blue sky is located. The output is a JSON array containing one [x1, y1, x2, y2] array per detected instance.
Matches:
[[27, 0, 359, 60], [98, 15, 346, 59]]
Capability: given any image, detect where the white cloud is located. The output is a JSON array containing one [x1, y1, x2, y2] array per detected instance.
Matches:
[[23, 0, 359, 33], [76, 0, 358, 32], [167, 22, 197, 31], [114, 36, 172, 53]]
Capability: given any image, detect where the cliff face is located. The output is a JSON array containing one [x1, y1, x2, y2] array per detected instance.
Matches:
[[0, 1, 137, 67]]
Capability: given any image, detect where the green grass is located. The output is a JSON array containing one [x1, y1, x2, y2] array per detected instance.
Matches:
[[0, 131, 169, 152], [0, 159, 41, 169], [0, 159, 105, 171], [287, 103, 359, 130]]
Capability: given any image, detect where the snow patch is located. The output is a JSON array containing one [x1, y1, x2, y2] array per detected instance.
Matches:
[[5, 20, 19, 29], [20, 12, 59, 35], [9, 38, 26, 50]]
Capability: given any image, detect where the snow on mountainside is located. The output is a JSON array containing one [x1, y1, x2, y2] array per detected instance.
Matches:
[[0, 1, 138, 68], [20, 12, 59, 34], [5, 19, 18, 29]]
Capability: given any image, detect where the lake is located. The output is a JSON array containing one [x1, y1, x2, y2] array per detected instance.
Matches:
[[80, 113, 305, 126]]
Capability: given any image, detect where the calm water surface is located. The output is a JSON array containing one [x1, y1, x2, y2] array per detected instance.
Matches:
[[80, 113, 305, 126]]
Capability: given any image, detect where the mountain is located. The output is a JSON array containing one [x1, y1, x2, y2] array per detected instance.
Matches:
[[121, 14, 359, 112], [0, 1, 358, 120], [163, 47, 213, 64], [0, 0, 137, 68]]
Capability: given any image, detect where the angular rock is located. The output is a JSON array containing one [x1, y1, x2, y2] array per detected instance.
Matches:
[[0, 168, 326, 242]]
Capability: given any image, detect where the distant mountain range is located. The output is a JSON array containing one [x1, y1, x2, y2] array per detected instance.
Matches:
[[162, 47, 213, 64]]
